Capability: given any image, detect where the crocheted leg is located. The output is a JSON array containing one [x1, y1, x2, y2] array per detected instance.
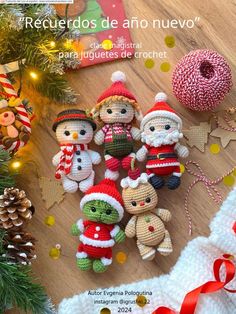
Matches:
[[76, 244, 92, 271], [137, 239, 156, 261], [93, 249, 112, 273], [167, 166, 182, 190], [105, 154, 120, 171], [157, 230, 173, 256], [79, 170, 95, 193], [121, 153, 136, 170], [62, 176, 78, 193]]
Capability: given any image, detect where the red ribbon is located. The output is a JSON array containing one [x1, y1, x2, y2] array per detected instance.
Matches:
[[153, 257, 236, 314]]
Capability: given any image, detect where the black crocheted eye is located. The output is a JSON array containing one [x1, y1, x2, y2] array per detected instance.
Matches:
[[80, 129, 86, 135], [91, 207, 96, 212], [165, 125, 171, 130], [106, 209, 112, 215], [64, 130, 70, 136], [121, 108, 127, 114], [146, 197, 151, 203], [149, 126, 155, 132], [131, 201, 137, 206], [107, 109, 112, 114]]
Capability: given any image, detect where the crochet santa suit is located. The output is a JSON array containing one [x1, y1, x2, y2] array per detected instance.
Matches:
[[58, 187, 236, 314], [137, 93, 189, 190], [76, 179, 124, 266]]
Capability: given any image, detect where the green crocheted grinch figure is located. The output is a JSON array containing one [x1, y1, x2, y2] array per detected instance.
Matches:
[[71, 179, 125, 273]]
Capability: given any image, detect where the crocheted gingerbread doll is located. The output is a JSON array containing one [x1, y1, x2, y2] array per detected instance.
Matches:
[[92, 71, 143, 180], [136, 92, 189, 190], [52, 109, 101, 193], [121, 168, 173, 261], [71, 179, 125, 273]]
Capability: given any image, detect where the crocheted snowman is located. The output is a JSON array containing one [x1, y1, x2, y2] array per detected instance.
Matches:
[[121, 168, 173, 261], [71, 179, 125, 273], [92, 71, 143, 180], [52, 109, 101, 193], [136, 93, 189, 190]]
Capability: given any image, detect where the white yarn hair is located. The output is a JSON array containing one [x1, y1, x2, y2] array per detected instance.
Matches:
[[155, 92, 167, 102], [111, 71, 126, 83], [58, 187, 236, 314]]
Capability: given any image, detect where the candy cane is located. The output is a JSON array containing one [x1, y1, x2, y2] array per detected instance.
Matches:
[[0, 63, 31, 152]]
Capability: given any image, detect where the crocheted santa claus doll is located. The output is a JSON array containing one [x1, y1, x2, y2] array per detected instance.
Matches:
[[52, 109, 101, 193], [92, 71, 143, 180], [71, 178, 125, 273], [136, 93, 189, 190]]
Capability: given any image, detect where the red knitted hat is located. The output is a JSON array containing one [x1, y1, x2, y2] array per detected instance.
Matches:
[[97, 71, 137, 104], [141, 92, 182, 130], [80, 179, 124, 221]]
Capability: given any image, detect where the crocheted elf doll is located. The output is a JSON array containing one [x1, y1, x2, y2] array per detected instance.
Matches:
[[93, 71, 143, 180], [136, 92, 189, 190], [71, 179, 126, 273], [121, 168, 173, 261], [52, 109, 101, 193], [58, 187, 236, 314]]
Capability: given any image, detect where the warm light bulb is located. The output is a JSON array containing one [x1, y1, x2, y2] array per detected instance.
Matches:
[[50, 41, 56, 48], [64, 39, 72, 49], [30, 71, 38, 80], [11, 161, 22, 170]]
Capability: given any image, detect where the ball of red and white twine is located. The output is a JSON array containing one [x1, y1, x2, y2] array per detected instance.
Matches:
[[172, 49, 233, 111], [0, 72, 31, 153]]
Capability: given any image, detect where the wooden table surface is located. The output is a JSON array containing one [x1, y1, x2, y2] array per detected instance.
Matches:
[[8, 0, 236, 312]]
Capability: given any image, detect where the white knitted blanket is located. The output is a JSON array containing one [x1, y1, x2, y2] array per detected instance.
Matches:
[[58, 187, 236, 314]]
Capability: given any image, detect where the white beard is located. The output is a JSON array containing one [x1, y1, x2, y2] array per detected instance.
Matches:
[[141, 129, 183, 147]]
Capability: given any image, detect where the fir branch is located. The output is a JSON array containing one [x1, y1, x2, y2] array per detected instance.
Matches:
[[0, 262, 56, 314], [0, 149, 15, 194]]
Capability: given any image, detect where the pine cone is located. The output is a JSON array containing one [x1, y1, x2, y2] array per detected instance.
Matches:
[[2, 230, 36, 265], [0, 188, 34, 230]]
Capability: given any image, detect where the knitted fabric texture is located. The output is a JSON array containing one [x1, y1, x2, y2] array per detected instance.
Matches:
[[58, 187, 236, 314], [52, 110, 101, 193], [121, 175, 172, 260], [172, 49, 233, 111]]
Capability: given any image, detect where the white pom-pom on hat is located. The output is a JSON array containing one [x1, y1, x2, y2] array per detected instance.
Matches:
[[111, 71, 126, 83], [155, 92, 167, 103]]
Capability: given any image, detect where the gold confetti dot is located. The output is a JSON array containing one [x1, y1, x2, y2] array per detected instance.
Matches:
[[180, 164, 185, 174], [165, 35, 175, 48], [45, 215, 55, 226], [160, 62, 171, 72], [102, 39, 113, 51], [136, 295, 147, 308], [210, 143, 220, 154], [100, 308, 111, 314], [145, 58, 155, 69], [49, 247, 61, 260], [223, 175, 235, 186], [116, 251, 127, 264]]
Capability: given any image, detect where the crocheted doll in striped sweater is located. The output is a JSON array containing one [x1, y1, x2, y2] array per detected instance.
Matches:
[[92, 71, 143, 180], [52, 109, 101, 193], [121, 168, 173, 261], [71, 179, 125, 273], [136, 92, 189, 190]]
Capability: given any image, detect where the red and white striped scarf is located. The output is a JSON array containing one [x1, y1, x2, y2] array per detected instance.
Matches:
[[55, 144, 88, 180]]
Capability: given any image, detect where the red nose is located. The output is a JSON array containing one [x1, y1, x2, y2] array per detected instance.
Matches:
[[4, 113, 8, 118], [140, 201, 145, 206]]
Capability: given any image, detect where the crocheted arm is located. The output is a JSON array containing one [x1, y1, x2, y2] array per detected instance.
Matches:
[[153, 208, 172, 223], [130, 127, 141, 141], [94, 129, 105, 145], [136, 145, 148, 162], [174, 143, 189, 158], [88, 150, 101, 165], [125, 216, 137, 238], [71, 219, 86, 236], [110, 225, 125, 243], [52, 151, 63, 166]]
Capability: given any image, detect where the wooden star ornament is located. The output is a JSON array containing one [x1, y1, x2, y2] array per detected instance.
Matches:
[[39, 177, 65, 210], [210, 117, 236, 148]]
